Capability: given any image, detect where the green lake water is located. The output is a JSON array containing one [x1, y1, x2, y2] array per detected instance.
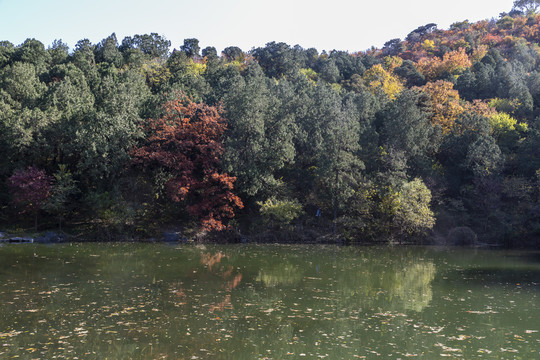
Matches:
[[0, 243, 538, 359]]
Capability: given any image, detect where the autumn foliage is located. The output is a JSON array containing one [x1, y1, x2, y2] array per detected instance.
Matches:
[[7, 167, 52, 215], [362, 63, 404, 99], [7, 166, 52, 230], [417, 80, 464, 134], [416, 48, 472, 81], [132, 93, 243, 231]]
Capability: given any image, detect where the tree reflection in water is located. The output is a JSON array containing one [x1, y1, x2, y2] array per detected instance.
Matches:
[[200, 251, 243, 312], [255, 247, 437, 313], [1, 244, 538, 359], [392, 261, 436, 312]]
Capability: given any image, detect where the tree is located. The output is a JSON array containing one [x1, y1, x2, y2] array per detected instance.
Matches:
[[132, 93, 243, 231], [319, 58, 340, 83], [341, 73, 365, 93], [513, 0, 540, 14], [437, 111, 497, 194], [120, 33, 170, 58], [74, 66, 149, 189], [48, 39, 69, 65], [416, 48, 472, 81], [383, 38, 404, 57], [497, 16, 516, 30], [95, 33, 123, 67], [394, 178, 435, 237], [376, 89, 435, 177], [1, 61, 46, 108], [39, 63, 95, 170], [0, 59, 50, 171], [7, 167, 52, 231], [418, 80, 464, 134], [406, 23, 438, 43], [251, 42, 296, 78], [222, 46, 244, 61], [465, 136, 502, 178], [0, 41, 14, 67], [394, 60, 426, 87], [516, 117, 540, 176], [222, 64, 295, 198], [316, 98, 363, 231], [470, 61, 495, 99], [362, 64, 404, 100], [142, 58, 172, 92], [328, 50, 365, 80], [257, 197, 303, 229], [44, 164, 78, 230], [202, 46, 218, 59], [345, 177, 434, 242], [180, 38, 200, 58], [13, 38, 51, 72], [0, 99, 16, 179], [71, 39, 96, 76], [455, 69, 477, 100]]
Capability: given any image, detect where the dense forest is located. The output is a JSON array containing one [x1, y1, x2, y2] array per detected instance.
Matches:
[[3, 2, 540, 246]]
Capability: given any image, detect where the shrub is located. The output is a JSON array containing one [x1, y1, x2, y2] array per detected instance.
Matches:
[[258, 197, 303, 229]]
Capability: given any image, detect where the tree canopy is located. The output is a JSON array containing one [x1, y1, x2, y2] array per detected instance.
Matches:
[[2, 8, 540, 246]]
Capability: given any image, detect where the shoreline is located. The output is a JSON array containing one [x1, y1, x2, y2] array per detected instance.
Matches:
[[0, 229, 525, 249]]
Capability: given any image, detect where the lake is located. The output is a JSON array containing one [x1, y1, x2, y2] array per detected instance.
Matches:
[[0, 243, 538, 359]]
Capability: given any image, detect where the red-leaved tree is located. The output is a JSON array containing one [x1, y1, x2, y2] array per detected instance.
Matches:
[[132, 93, 243, 231], [7, 166, 52, 231]]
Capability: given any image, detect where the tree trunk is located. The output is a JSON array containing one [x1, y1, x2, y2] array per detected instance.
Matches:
[[333, 166, 339, 234], [333, 208, 337, 234]]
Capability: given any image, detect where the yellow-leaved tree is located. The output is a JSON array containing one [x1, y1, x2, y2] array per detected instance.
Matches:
[[362, 64, 404, 100]]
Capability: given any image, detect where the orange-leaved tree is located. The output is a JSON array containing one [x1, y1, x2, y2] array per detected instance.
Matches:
[[417, 80, 464, 134], [416, 48, 471, 81], [132, 93, 243, 231]]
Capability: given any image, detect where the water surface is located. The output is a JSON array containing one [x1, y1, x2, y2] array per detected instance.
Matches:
[[0, 244, 538, 359]]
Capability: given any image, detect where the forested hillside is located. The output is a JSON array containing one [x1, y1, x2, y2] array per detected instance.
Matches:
[[3, 2, 540, 245]]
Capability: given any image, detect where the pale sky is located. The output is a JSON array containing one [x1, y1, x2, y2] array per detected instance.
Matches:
[[0, 0, 516, 54]]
